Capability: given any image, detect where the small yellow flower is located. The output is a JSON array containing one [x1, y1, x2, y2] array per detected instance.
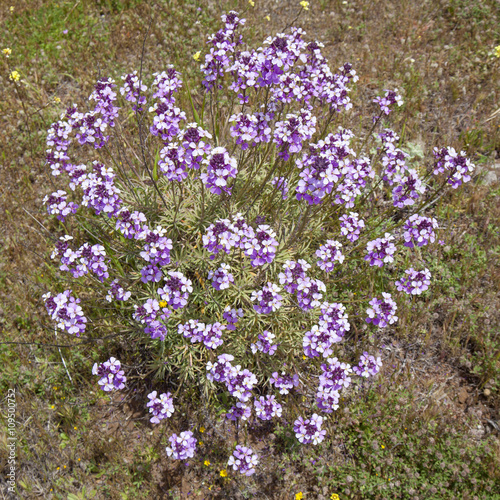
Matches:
[[78, 458, 81, 461], [265, 15, 270, 21], [220, 469, 228, 477], [200, 426, 205, 433], [74, 426, 77, 430], [296, 493, 304, 500], [300, 1, 309, 10], [9, 70, 20, 82], [9, 6, 14, 13], [248, 0, 255, 6], [3, 48, 11, 57], [204, 460, 210, 466], [331, 495, 340, 500], [57, 467, 60, 470], [63, 465, 66, 469], [198, 441, 203, 446], [495, 45, 500, 58], [381, 445, 385, 449], [51, 405, 55, 409], [303, 355, 306, 360], [193, 51, 201, 61], [54, 97, 61, 103], [159, 300, 167, 308]]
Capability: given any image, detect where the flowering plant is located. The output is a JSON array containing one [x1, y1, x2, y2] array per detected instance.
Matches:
[[40, 11, 475, 473]]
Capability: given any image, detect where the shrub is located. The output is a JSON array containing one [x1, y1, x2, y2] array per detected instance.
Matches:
[[40, 10, 475, 474]]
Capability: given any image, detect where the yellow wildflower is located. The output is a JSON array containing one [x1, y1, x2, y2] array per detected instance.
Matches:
[[9, 6, 14, 13], [159, 300, 167, 308], [296, 493, 304, 500], [331, 495, 340, 500], [200, 426, 205, 433], [248, 0, 255, 6], [193, 51, 201, 61], [3, 48, 11, 57], [54, 97, 61, 103], [299, 1, 309, 10], [220, 469, 228, 477], [265, 15, 270, 21], [495, 45, 500, 58], [9, 70, 20, 82], [204, 460, 210, 466]]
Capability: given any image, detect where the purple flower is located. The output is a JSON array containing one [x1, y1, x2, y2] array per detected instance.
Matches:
[[208, 263, 234, 290], [120, 71, 147, 111], [373, 89, 403, 115], [296, 277, 326, 311], [43, 190, 78, 221], [254, 395, 282, 420], [339, 212, 365, 242], [251, 282, 283, 314], [395, 268, 431, 295], [243, 224, 279, 267], [316, 240, 344, 272], [200, 146, 238, 195], [271, 176, 289, 199], [366, 293, 398, 328], [228, 445, 259, 476], [270, 371, 299, 395], [92, 357, 126, 391], [403, 214, 438, 248], [293, 413, 326, 445], [278, 259, 311, 293], [364, 233, 397, 267], [166, 431, 197, 460], [43, 290, 87, 336], [274, 109, 316, 160], [433, 146, 475, 189], [251, 330, 278, 355], [158, 271, 193, 310], [147, 391, 175, 423], [223, 306, 244, 330], [226, 402, 251, 421], [106, 279, 131, 302], [352, 352, 382, 378], [392, 168, 426, 208]]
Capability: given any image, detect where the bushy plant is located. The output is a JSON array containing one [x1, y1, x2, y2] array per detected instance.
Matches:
[[40, 10, 476, 474]]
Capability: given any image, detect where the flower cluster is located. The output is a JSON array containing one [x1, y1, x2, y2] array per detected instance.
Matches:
[[146, 391, 175, 423], [339, 212, 365, 242], [106, 279, 131, 302], [293, 413, 326, 444], [251, 282, 283, 314], [226, 402, 252, 421], [178, 320, 226, 349], [274, 110, 317, 160], [296, 277, 326, 311], [316, 357, 352, 412], [392, 168, 426, 208], [208, 263, 234, 290], [395, 268, 431, 295], [228, 445, 259, 476], [43, 290, 87, 336], [403, 214, 438, 248], [279, 260, 311, 293], [43, 190, 78, 221], [365, 233, 397, 267], [166, 431, 197, 460], [92, 357, 126, 391], [433, 146, 475, 189], [254, 395, 282, 420], [250, 330, 278, 355], [244, 224, 279, 267], [366, 293, 398, 328], [223, 306, 244, 330], [271, 176, 289, 199], [158, 271, 193, 310], [270, 371, 299, 394], [316, 240, 344, 272], [207, 354, 257, 402], [52, 240, 109, 282], [200, 147, 238, 195], [373, 89, 403, 115], [120, 71, 147, 110], [352, 352, 382, 378]]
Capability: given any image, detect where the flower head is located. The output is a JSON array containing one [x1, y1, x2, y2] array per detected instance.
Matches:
[[3, 48, 11, 57], [300, 1, 310, 10], [495, 45, 500, 58], [9, 70, 20, 82]]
